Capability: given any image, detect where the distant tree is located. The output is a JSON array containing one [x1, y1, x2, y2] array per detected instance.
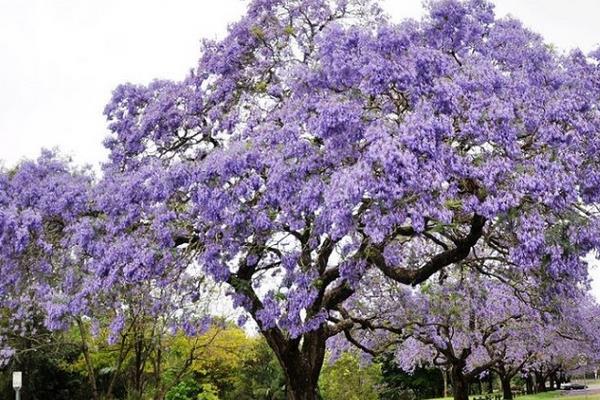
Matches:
[[520, 296, 600, 393], [336, 271, 556, 400], [378, 355, 444, 400], [319, 352, 382, 400], [229, 338, 286, 400]]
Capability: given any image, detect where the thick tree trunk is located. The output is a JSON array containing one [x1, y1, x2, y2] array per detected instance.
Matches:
[[500, 376, 513, 400], [264, 328, 326, 400], [286, 375, 320, 400], [452, 364, 470, 400]]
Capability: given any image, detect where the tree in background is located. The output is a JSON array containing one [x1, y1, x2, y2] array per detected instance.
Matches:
[[0, 152, 218, 399], [377, 355, 445, 400], [519, 296, 600, 393], [319, 352, 382, 400], [335, 269, 600, 400], [345, 273, 539, 400], [229, 338, 287, 400], [0, 320, 294, 400]]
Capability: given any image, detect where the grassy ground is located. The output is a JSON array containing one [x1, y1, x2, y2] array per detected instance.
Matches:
[[519, 393, 600, 400], [430, 388, 600, 400], [427, 378, 600, 400]]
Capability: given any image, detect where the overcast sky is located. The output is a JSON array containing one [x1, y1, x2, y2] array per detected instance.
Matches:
[[1, 0, 599, 295]]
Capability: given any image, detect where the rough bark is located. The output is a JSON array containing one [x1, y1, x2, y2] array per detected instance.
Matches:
[[452, 363, 470, 400], [500, 376, 513, 400], [263, 327, 326, 400]]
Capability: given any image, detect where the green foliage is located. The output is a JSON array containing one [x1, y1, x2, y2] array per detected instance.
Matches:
[[197, 384, 220, 400], [0, 323, 393, 400], [166, 380, 221, 400], [0, 331, 89, 400], [225, 338, 285, 400], [319, 353, 383, 400], [378, 355, 444, 400], [166, 379, 203, 400], [0, 318, 276, 400]]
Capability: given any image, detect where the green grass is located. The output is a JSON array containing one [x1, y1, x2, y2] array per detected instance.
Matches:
[[518, 392, 579, 400], [427, 377, 600, 400], [525, 395, 600, 400], [429, 391, 600, 400]]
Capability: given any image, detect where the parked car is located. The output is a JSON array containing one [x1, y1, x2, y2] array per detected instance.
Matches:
[[561, 383, 588, 390]]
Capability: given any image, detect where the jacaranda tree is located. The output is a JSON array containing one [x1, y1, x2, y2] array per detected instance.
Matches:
[[330, 271, 524, 400], [521, 295, 600, 393], [3, 0, 600, 398], [0, 153, 215, 399], [389, 275, 540, 400], [336, 270, 600, 400]]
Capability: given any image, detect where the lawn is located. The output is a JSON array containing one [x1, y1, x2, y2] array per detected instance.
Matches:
[[519, 393, 600, 400], [429, 390, 600, 400]]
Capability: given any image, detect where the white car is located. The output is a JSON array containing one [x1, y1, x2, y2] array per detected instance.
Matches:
[[561, 383, 588, 390]]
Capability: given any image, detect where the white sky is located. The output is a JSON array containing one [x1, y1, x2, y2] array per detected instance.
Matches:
[[0, 0, 599, 296]]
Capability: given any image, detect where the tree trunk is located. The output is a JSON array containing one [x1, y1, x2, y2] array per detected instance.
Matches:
[[537, 381, 546, 392], [76, 318, 99, 400], [286, 376, 320, 400], [452, 363, 470, 400], [525, 374, 534, 394], [487, 372, 494, 394], [443, 367, 449, 398], [500, 376, 513, 400], [535, 371, 546, 392], [264, 328, 326, 400], [550, 371, 562, 390]]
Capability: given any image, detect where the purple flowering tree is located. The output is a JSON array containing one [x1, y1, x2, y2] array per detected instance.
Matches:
[[336, 270, 600, 400], [336, 272, 545, 400], [520, 296, 600, 392], [3, 0, 600, 398], [98, 0, 600, 398], [0, 152, 94, 341], [0, 152, 216, 399]]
